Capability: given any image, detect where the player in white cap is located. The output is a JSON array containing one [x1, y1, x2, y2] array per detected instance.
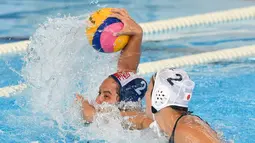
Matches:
[[145, 68, 221, 143]]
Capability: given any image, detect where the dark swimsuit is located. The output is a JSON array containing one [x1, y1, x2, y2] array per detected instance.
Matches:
[[168, 112, 212, 143], [168, 113, 188, 143]]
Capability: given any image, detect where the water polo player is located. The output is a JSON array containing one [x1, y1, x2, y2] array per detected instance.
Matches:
[[76, 8, 150, 127], [144, 68, 221, 143]]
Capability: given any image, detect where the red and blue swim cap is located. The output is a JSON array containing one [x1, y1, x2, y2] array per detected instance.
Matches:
[[110, 72, 147, 102]]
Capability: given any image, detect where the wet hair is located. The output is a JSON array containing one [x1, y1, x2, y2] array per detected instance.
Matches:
[[115, 83, 120, 97], [170, 105, 188, 113], [107, 76, 121, 101]]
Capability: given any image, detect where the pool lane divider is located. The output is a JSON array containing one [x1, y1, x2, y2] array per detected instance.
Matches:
[[140, 6, 255, 41], [137, 44, 255, 75], [1, 6, 255, 56], [0, 41, 30, 55], [0, 84, 27, 97], [1, 44, 255, 97]]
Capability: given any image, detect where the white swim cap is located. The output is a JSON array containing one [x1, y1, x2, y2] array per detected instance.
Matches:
[[151, 68, 195, 113]]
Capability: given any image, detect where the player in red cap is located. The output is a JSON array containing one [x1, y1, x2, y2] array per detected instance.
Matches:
[[76, 8, 151, 129]]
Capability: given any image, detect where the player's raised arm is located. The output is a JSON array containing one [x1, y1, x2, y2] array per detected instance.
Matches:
[[110, 8, 143, 73]]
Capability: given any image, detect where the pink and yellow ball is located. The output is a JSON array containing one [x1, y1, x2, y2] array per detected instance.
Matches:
[[86, 8, 129, 53]]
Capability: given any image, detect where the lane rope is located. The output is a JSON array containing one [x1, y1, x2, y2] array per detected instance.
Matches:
[[1, 6, 255, 55], [1, 44, 254, 97]]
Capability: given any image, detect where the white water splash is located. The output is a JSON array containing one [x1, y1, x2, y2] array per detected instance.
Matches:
[[21, 15, 165, 142], [75, 103, 167, 143], [21, 14, 117, 139]]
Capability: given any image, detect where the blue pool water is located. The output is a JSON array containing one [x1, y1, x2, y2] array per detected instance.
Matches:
[[1, 0, 255, 143]]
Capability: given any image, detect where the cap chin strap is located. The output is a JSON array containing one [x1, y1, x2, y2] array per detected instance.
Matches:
[[150, 84, 183, 138], [151, 114, 164, 137]]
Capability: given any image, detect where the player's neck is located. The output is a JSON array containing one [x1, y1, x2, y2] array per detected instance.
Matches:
[[156, 107, 182, 136]]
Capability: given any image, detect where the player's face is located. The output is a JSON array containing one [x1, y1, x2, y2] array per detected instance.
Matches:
[[96, 77, 120, 104]]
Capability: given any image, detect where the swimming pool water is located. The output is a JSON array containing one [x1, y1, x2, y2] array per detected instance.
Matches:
[[0, 55, 24, 88], [1, 58, 254, 143], [1, 0, 255, 143]]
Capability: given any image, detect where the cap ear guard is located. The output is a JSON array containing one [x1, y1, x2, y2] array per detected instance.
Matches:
[[151, 85, 174, 113]]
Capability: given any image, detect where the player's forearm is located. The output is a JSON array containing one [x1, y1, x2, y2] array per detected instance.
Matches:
[[121, 111, 153, 130], [128, 114, 153, 130], [82, 104, 96, 123], [141, 117, 153, 129], [117, 32, 143, 72]]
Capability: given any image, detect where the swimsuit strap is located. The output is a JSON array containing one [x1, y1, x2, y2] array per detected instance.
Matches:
[[169, 112, 190, 143]]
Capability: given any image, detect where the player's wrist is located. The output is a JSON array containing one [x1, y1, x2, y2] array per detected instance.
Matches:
[[134, 26, 143, 36]]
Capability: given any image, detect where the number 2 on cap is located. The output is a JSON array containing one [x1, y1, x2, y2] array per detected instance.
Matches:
[[167, 74, 182, 86], [135, 81, 147, 95]]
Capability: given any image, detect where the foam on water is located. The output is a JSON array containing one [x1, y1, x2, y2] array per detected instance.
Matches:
[[20, 15, 165, 142]]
